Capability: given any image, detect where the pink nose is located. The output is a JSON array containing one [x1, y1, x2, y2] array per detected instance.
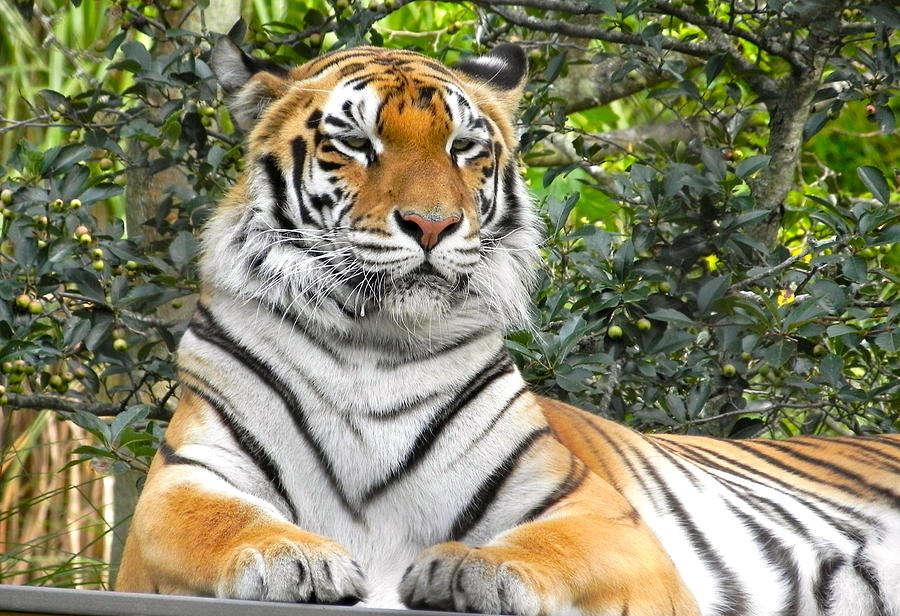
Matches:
[[398, 212, 461, 250]]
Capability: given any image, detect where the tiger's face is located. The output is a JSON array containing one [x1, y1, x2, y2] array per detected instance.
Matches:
[[204, 41, 540, 340]]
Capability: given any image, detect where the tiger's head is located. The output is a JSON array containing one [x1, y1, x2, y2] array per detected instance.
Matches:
[[204, 38, 541, 342]]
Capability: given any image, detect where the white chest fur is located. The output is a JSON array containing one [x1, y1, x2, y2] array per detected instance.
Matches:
[[178, 296, 536, 608]]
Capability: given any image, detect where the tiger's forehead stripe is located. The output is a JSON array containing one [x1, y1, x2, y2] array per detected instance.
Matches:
[[293, 47, 456, 85]]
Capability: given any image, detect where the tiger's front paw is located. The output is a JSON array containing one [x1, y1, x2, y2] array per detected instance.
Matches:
[[400, 542, 541, 616], [217, 532, 367, 604]]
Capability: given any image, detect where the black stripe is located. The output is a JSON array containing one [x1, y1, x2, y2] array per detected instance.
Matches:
[[290, 138, 313, 225], [449, 427, 551, 540], [362, 352, 516, 502], [466, 385, 527, 450], [178, 378, 298, 523], [375, 328, 495, 369], [368, 391, 443, 422], [272, 306, 348, 367], [726, 440, 880, 529], [661, 438, 871, 543], [626, 446, 749, 616], [519, 454, 590, 524], [736, 439, 900, 509], [306, 110, 323, 129], [648, 439, 801, 614], [572, 413, 660, 510], [318, 160, 343, 172], [495, 160, 522, 236], [416, 86, 437, 109], [871, 435, 900, 450], [309, 192, 335, 211], [813, 554, 844, 613], [853, 547, 886, 616], [830, 437, 900, 471], [584, 419, 748, 616], [261, 155, 295, 231], [481, 144, 503, 225], [190, 304, 360, 520], [324, 114, 350, 128], [653, 439, 818, 542], [728, 503, 801, 616], [157, 439, 236, 487]]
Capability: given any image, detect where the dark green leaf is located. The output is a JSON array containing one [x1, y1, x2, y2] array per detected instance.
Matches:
[[763, 339, 795, 368], [856, 166, 890, 205], [841, 256, 867, 283], [803, 111, 828, 141], [111, 405, 151, 441], [697, 276, 729, 313], [168, 230, 199, 269], [704, 54, 727, 84], [820, 354, 844, 388], [646, 308, 695, 326], [734, 155, 771, 179]]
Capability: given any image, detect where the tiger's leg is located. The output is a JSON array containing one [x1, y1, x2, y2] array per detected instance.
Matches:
[[115, 388, 367, 603], [399, 468, 697, 616], [116, 466, 367, 602]]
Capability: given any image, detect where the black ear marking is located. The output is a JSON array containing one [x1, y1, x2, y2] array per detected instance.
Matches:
[[453, 44, 528, 91], [210, 34, 289, 94]]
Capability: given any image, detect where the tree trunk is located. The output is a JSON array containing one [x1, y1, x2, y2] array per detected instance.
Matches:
[[747, 32, 834, 248]]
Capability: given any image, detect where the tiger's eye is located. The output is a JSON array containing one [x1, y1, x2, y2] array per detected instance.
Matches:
[[342, 136, 370, 150], [451, 138, 475, 152]]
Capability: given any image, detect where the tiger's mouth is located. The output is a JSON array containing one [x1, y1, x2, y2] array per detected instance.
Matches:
[[336, 259, 469, 320]]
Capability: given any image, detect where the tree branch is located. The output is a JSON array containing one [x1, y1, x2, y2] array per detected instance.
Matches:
[[553, 55, 704, 113], [5, 393, 173, 421], [526, 120, 702, 167], [729, 244, 813, 291], [478, 4, 780, 100], [485, 0, 792, 61]]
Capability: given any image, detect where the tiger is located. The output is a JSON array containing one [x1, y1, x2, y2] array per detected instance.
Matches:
[[114, 35, 900, 616]]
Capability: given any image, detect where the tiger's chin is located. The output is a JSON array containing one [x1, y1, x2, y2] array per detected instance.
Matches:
[[372, 271, 463, 325]]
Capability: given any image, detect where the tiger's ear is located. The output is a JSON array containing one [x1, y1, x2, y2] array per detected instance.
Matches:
[[452, 44, 528, 115], [210, 35, 290, 131]]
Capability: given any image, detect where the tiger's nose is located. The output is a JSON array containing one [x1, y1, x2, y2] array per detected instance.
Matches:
[[396, 211, 461, 250]]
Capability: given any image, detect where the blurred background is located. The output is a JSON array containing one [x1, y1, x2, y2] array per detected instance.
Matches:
[[1, 0, 898, 590]]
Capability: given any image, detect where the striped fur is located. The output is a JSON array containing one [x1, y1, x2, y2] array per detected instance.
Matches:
[[116, 41, 900, 616]]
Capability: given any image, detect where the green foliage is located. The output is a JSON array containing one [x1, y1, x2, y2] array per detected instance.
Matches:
[[0, 0, 898, 492]]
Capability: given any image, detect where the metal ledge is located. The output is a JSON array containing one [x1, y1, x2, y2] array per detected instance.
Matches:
[[0, 586, 461, 616]]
